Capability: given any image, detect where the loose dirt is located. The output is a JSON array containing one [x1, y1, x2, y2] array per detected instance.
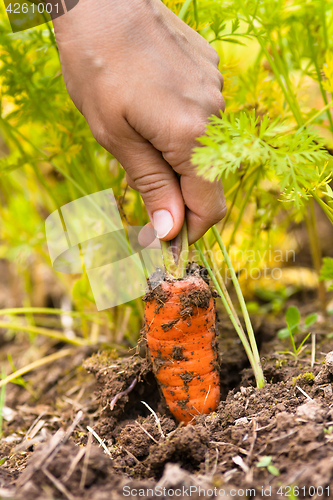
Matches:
[[1, 291, 333, 499]]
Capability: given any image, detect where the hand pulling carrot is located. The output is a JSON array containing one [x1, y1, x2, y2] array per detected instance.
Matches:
[[144, 223, 220, 424]]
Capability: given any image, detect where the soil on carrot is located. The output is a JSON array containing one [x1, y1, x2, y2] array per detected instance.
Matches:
[[1, 293, 333, 499], [144, 265, 220, 424]]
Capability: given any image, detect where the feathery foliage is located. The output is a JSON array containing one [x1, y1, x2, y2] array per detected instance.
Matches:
[[194, 111, 333, 208]]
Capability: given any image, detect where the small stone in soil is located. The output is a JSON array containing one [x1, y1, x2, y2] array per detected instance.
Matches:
[[326, 351, 333, 374], [296, 400, 326, 422]]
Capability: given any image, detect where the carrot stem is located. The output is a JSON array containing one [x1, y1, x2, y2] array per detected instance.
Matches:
[[161, 220, 189, 279], [211, 226, 265, 388], [227, 169, 260, 252], [202, 236, 247, 338], [194, 242, 259, 384]]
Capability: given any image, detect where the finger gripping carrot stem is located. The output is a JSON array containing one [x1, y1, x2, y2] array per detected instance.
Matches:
[[144, 273, 220, 424]]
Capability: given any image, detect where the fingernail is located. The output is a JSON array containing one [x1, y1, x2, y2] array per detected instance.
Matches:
[[153, 210, 173, 239]]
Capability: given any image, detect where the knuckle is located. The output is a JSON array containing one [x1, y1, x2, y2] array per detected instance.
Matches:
[[203, 208, 227, 228], [125, 173, 137, 190], [213, 92, 225, 115], [162, 149, 180, 168], [177, 113, 205, 138], [209, 46, 220, 66], [214, 203, 227, 222], [133, 172, 169, 196], [218, 71, 224, 90], [213, 199, 227, 221], [177, 111, 207, 138], [200, 198, 227, 224], [163, 117, 207, 168], [192, 122, 209, 141], [90, 123, 110, 150]]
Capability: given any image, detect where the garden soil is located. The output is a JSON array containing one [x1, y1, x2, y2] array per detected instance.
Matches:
[[1, 292, 333, 499]]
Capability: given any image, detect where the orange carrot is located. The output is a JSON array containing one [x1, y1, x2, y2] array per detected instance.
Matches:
[[144, 273, 220, 424]]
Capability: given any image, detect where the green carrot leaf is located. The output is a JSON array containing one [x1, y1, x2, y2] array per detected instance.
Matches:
[[305, 313, 318, 328]]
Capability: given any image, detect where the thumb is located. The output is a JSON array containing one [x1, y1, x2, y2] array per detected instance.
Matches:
[[115, 139, 185, 241]]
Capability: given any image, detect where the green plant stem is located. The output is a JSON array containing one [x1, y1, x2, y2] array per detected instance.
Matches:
[[202, 237, 247, 338], [320, 0, 329, 51], [30, 163, 59, 212], [305, 199, 327, 311], [224, 166, 261, 199], [178, 0, 192, 20], [239, 0, 303, 127], [227, 169, 260, 251], [193, 0, 199, 25], [161, 221, 189, 278], [220, 172, 244, 236], [0, 321, 90, 346], [298, 100, 333, 132], [287, 326, 297, 356], [194, 242, 261, 385], [39, 8, 59, 54], [0, 368, 6, 437], [306, 26, 333, 133], [0, 307, 108, 321], [269, 38, 303, 124], [297, 332, 312, 355], [212, 226, 265, 387], [313, 192, 333, 223]]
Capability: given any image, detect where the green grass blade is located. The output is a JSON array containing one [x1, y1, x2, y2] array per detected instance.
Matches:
[[0, 321, 89, 346]]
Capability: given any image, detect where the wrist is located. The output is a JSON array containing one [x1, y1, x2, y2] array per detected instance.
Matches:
[[51, 0, 149, 28], [51, 0, 161, 57]]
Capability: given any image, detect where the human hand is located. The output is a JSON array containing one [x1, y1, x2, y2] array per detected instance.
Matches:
[[52, 0, 226, 244]]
